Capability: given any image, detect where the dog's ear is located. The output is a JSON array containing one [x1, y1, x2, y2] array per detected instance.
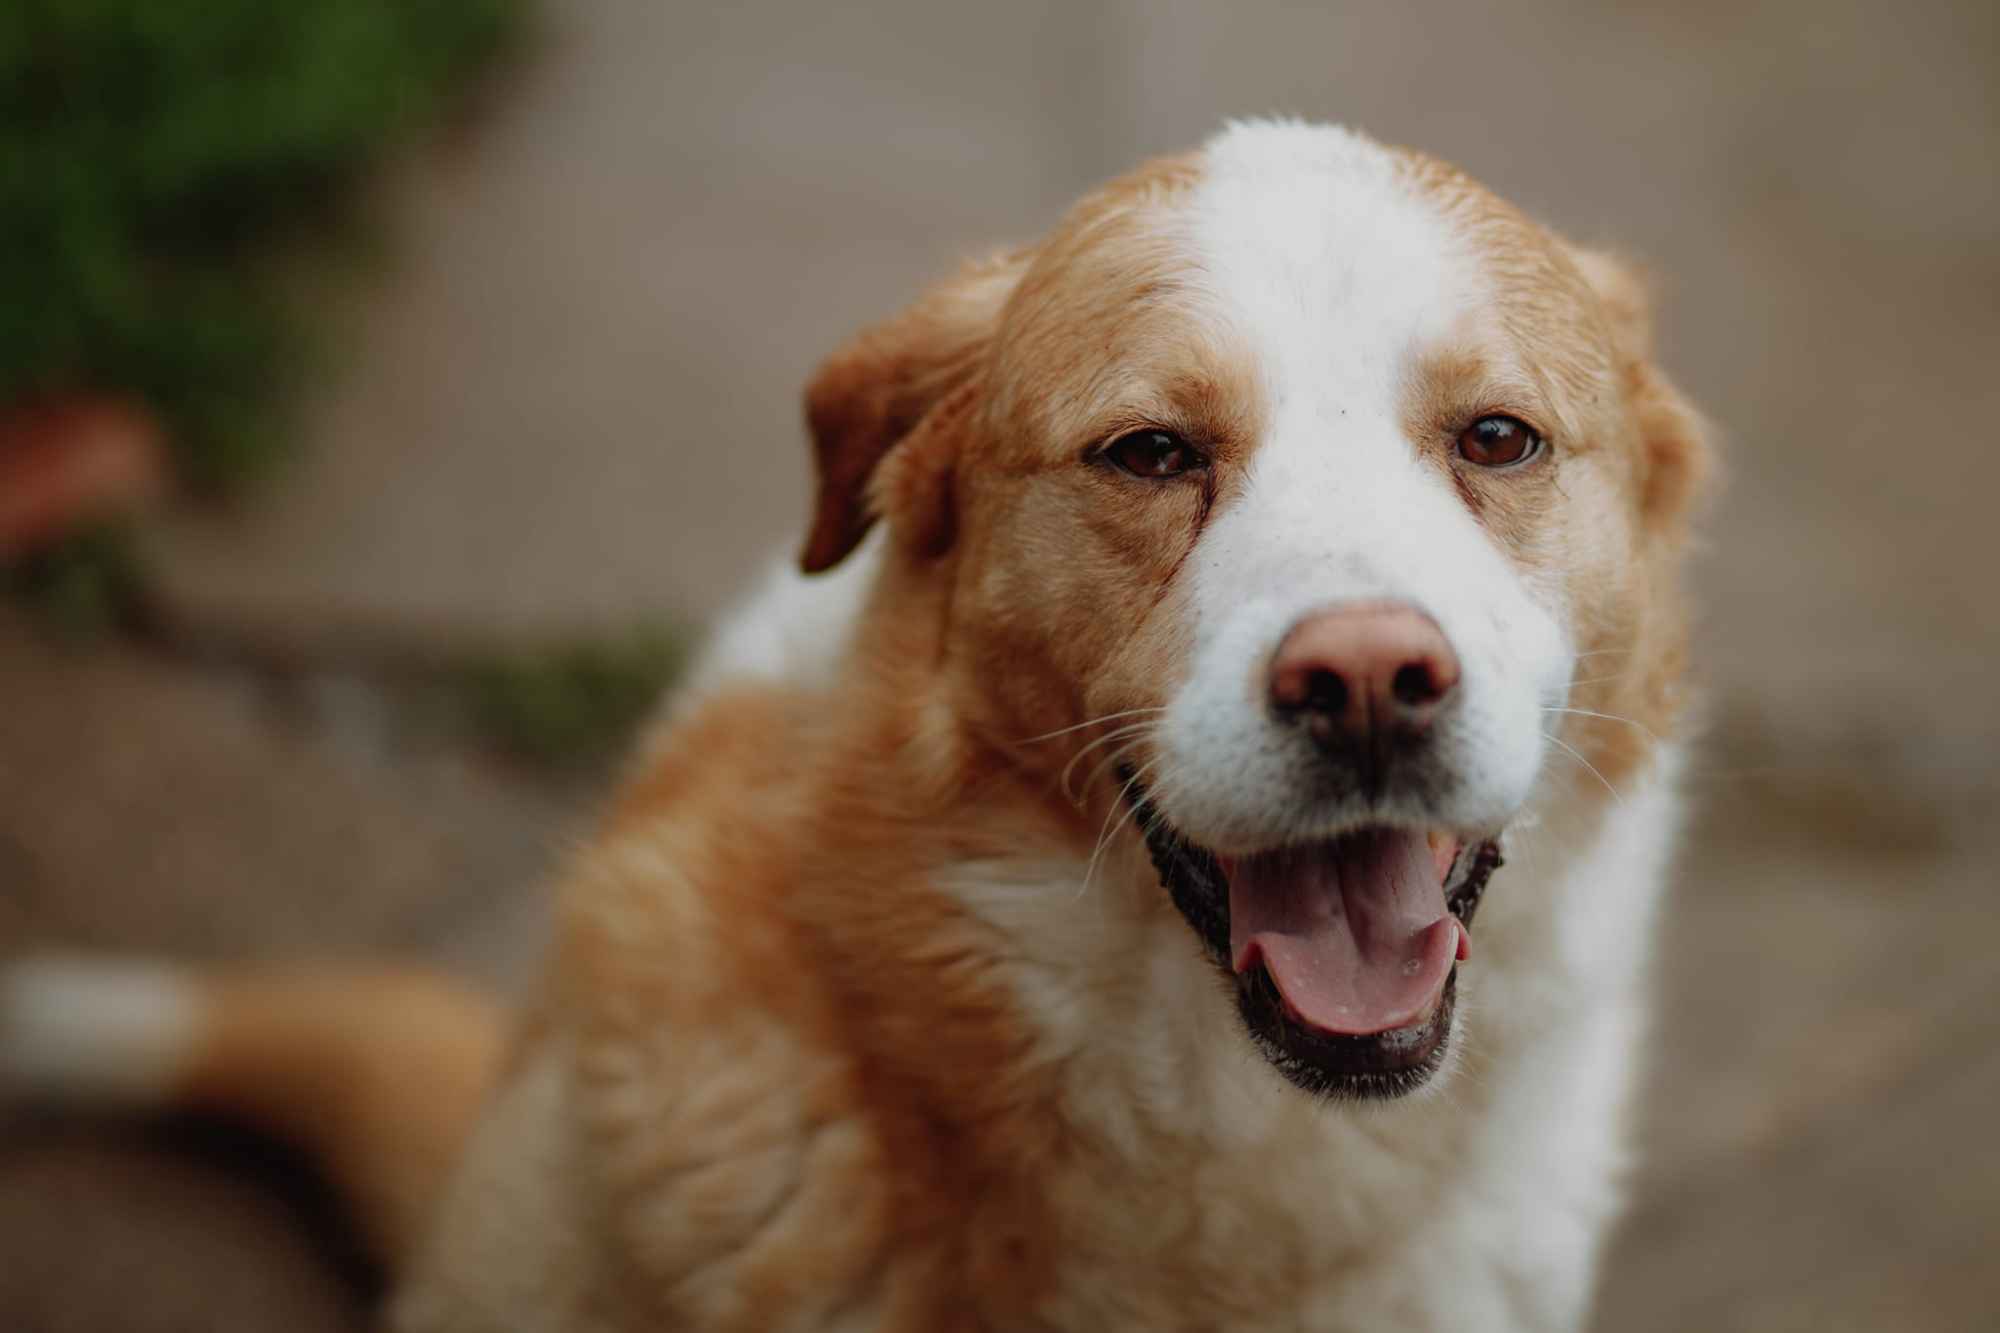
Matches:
[[1568, 248, 1716, 535], [799, 249, 1030, 573]]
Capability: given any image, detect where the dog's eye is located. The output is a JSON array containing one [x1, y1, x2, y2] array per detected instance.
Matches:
[[1457, 416, 1544, 468], [1103, 429, 1206, 479]]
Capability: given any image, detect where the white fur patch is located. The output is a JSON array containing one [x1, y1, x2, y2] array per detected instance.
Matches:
[[633, 530, 883, 760], [0, 957, 200, 1107], [683, 533, 879, 696], [1155, 121, 1571, 850]]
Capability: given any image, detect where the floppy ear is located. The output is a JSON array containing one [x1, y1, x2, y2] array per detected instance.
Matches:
[[798, 249, 1029, 573], [1567, 248, 1716, 535]]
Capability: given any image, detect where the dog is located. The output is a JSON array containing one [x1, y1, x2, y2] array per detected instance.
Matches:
[[1, 120, 1710, 1330]]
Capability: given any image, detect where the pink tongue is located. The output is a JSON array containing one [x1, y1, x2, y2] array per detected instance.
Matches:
[[1228, 830, 1460, 1037]]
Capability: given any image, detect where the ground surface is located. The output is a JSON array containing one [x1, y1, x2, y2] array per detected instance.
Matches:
[[4, 0, 1996, 1328]]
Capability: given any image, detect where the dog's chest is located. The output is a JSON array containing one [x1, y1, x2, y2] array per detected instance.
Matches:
[[932, 856, 1617, 1331], [952, 919, 1473, 1327], [1008, 1050, 1469, 1330]]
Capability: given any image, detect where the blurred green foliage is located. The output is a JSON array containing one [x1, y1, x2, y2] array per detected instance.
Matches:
[[0, 3, 684, 769], [0, 0, 524, 491], [0, 520, 144, 641], [454, 629, 688, 769]]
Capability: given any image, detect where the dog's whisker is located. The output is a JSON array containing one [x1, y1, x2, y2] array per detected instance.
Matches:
[[1128, 771, 1193, 860], [1059, 724, 1157, 804], [1562, 672, 1634, 690], [1137, 778, 1194, 857], [1082, 762, 1160, 891], [1129, 773, 1183, 833], [1078, 757, 1169, 900], [1541, 705, 1660, 743], [1105, 769, 1193, 889], [1078, 736, 1162, 804], [1542, 732, 1625, 806], [1017, 707, 1167, 746], [1076, 805, 1132, 902], [1065, 743, 1137, 809]]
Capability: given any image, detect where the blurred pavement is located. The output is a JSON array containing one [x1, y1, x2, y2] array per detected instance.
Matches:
[[6, 1, 1997, 1328]]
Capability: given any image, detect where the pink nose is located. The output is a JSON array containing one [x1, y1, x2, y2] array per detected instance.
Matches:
[[1267, 603, 1461, 754]]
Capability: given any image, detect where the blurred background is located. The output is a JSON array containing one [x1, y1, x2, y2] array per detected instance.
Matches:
[[2, 1, 1995, 1328]]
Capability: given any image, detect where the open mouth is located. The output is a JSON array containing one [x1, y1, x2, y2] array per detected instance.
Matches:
[[1117, 765, 1503, 1100]]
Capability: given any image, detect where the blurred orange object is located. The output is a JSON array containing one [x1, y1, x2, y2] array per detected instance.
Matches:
[[0, 400, 167, 558]]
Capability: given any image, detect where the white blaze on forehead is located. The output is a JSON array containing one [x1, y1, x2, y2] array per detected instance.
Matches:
[[1189, 120, 1481, 411], [1178, 119, 1508, 614]]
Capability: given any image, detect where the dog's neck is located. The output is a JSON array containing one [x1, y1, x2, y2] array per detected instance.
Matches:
[[623, 552, 1684, 1317]]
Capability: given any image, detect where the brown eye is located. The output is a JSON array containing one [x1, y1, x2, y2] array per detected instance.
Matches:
[[1457, 415, 1544, 468], [1103, 429, 1206, 479]]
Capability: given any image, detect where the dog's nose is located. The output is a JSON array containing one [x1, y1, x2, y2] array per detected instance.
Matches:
[[1268, 603, 1460, 756]]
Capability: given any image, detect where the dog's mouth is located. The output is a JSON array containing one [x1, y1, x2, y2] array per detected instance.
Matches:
[[1118, 765, 1503, 1100]]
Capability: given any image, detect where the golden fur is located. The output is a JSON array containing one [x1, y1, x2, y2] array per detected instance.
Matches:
[[1, 123, 1712, 1332]]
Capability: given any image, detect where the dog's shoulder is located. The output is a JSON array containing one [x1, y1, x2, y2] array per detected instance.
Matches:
[[541, 673, 1055, 1329], [538, 683, 900, 1323]]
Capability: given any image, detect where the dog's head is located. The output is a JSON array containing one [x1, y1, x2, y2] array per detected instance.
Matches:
[[799, 122, 1709, 1099]]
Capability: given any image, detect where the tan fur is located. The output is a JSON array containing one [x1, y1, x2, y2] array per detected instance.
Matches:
[[541, 684, 1073, 1328], [418, 138, 1707, 1324], [166, 969, 506, 1264], [1393, 147, 1713, 796], [19, 130, 1712, 1331], [800, 248, 1031, 573]]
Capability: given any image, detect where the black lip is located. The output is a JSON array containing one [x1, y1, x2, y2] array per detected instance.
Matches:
[[1117, 764, 1504, 1101], [1240, 963, 1457, 1099]]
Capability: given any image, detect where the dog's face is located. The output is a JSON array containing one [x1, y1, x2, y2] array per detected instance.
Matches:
[[801, 123, 1707, 1099]]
